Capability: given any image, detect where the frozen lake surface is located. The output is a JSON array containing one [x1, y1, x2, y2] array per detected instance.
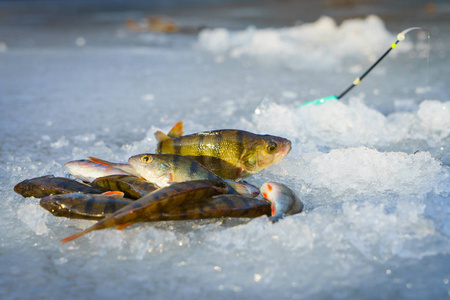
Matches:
[[1, 1, 449, 299]]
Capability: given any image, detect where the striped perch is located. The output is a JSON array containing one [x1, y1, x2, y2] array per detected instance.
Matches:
[[155, 126, 292, 180], [14, 175, 104, 198], [60, 180, 229, 244], [40, 192, 134, 220]]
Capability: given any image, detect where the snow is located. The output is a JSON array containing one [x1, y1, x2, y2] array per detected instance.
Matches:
[[1, 1, 450, 300]]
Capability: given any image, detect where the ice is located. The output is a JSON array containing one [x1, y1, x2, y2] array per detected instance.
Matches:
[[1, 2, 450, 300], [198, 15, 407, 70], [17, 203, 49, 235], [251, 99, 450, 149]]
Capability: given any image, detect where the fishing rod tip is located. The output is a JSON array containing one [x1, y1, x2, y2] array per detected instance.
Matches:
[[397, 27, 430, 41]]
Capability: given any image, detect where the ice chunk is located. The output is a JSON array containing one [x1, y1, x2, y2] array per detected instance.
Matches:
[[251, 98, 450, 148], [17, 204, 49, 235], [292, 147, 443, 202], [198, 15, 401, 70]]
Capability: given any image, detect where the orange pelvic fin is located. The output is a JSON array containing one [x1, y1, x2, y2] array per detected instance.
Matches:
[[116, 223, 134, 230], [88, 156, 114, 167], [167, 121, 184, 138], [102, 191, 125, 197]]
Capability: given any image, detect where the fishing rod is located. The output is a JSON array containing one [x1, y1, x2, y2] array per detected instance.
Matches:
[[300, 27, 429, 107]]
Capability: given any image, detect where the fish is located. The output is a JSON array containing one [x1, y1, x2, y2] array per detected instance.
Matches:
[[149, 194, 271, 220], [60, 180, 229, 244], [162, 181, 304, 222], [13, 175, 104, 198], [65, 160, 139, 183], [89, 154, 219, 188], [260, 182, 303, 222], [155, 125, 292, 180], [40, 192, 134, 220], [90, 175, 158, 199], [127, 153, 259, 196]]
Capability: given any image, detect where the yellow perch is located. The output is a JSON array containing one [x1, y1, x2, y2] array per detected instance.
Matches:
[[155, 124, 291, 180], [60, 180, 229, 244], [128, 153, 259, 196], [14, 175, 104, 198], [40, 192, 134, 220]]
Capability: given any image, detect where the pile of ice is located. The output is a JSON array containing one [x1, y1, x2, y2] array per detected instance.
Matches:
[[250, 99, 450, 148], [198, 15, 410, 69]]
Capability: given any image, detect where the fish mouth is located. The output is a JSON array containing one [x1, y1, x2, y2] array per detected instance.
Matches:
[[278, 139, 292, 158], [127, 155, 141, 169], [283, 140, 292, 155]]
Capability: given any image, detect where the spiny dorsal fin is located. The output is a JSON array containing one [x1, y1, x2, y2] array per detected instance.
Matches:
[[88, 156, 114, 167], [167, 121, 184, 138], [154, 131, 171, 143]]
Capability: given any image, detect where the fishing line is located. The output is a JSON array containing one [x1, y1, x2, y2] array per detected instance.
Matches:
[[300, 27, 430, 107]]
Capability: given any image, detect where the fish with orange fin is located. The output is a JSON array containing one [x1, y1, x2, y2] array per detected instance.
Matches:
[[59, 180, 303, 244], [150, 181, 303, 222], [60, 180, 229, 244], [155, 123, 292, 180], [65, 160, 139, 183], [89, 153, 259, 197], [40, 191, 133, 220], [91, 175, 158, 199], [129, 153, 260, 197]]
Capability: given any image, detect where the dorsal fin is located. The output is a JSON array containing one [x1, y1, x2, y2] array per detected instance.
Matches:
[[102, 191, 124, 197], [155, 131, 171, 143], [167, 121, 184, 138], [88, 156, 114, 167]]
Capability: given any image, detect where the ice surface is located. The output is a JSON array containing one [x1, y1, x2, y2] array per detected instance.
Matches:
[[1, 2, 450, 300]]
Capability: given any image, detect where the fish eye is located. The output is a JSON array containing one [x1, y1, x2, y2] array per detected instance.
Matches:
[[141, 155, 153, 163], [267, 142, 277, 153]]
